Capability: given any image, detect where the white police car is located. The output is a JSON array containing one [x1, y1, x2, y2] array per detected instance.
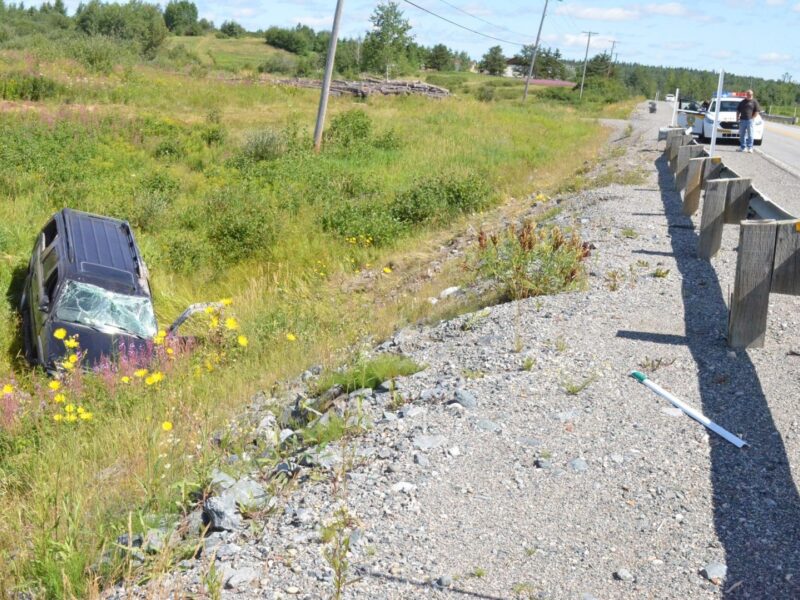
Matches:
[[698, 95, 764, 145]]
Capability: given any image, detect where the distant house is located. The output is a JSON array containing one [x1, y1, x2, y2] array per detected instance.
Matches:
[[502, 58, 574, 87]]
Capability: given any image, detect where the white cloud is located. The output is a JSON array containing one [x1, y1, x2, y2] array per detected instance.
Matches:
[[759, 52, 792, 63], [644, 3, 690, 16], [662, 40, 695, 50], [794, 2, 800, 10], [765, 0, 786, 5], [233, 8, 255, 18], [293, 15, 332, 28], [555, 5, 640, 21], [710, 50, 734, 59]]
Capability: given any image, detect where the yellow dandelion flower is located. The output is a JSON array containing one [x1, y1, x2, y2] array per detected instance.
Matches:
[[161, 421, 173, 432], [383, 266, 392, 274], [237, 335, 249, 347], [134, 368, 148, 378], [77, 406, 85, 414], [153, 336, 163, 346], [53, 414, 64, 422], [224, 317, 239, 331], [79, 412, 93, 421], [151, 371, 164, 383], [120, 375, 130, 384], [65, 414, 78, 423], [64, 404, 75, 413], [166, 348, 174, 356], [53, 393, 65, 403], [145, 375, 155, 385], [210, 316, 219, 328], [64, 338, 79, 349], [220, 298, 233, 306], [48, 380, 61, 391], [2, 384, 12, 395], [68, 354, 78, 364], [53, 328, 67, 340], [205, 360, 214, 372], [62, 361, 75, 371], [204, 306, 216, 315]]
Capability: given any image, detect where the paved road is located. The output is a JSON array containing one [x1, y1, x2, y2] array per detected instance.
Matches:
[[761, 121, 800, 174]]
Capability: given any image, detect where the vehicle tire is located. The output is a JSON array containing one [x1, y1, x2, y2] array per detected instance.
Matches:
[[755, 138, 763, 146]]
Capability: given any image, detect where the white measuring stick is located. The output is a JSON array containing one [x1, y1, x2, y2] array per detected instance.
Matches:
[[630, 371, 747, 448]]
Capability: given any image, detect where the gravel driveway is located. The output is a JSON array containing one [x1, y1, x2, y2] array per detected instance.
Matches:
[[116, 103, 800, 600]]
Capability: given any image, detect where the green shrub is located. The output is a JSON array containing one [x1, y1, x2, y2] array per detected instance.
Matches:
[[372, 129, 401, 150], [153, 138, 186, 160], [205, 186, 275, 264], [476, 222, 587, 300], [75, 0, 168, 58], [390, 172, 492, 226], [321, 200, 404, 246], [258, 53, 298, 75], [475, 85, 495, 102], [240, 128, 288, 163], [0, 72, 62, 101], [200, 124, 226, 146], [324, 109, 372, 148]]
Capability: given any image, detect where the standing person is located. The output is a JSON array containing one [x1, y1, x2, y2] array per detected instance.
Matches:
[[736, 89, 761, 153]]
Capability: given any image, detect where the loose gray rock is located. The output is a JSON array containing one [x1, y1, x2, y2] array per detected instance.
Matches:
[[210, 467, 236, 491], [412, 434, 447, 450], [569, 458, 589, 473], [224, 478, 268, 510], [451, 389, 477, 409], [225, 566, 257, 589], [701, 561, 727, 583], [614, 568, 634, 582], [203, 496, 241, 531], [414, 453, 430, 468], [476, 419, 500, 433], [519, 437, 542, 448], [534, 458, 552, 470], [436, 575, 453, 587]]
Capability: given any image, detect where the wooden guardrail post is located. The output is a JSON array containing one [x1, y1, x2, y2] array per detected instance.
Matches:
[[675, 145, 705, 191], [697, 177, 752, 259], [723, 178, 752, 224], [770, 221, 800, 295], [683, 156, 722, 215], [698, 179, 728, 259], [728, 220, 779, 348]]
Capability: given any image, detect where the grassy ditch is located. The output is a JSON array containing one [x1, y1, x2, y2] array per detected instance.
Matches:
[[0, 51, 617, 596]]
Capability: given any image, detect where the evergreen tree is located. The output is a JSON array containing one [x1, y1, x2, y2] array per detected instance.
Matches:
[[427, 44, 454, 71]]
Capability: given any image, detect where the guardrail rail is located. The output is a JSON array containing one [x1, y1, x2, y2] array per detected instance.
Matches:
[[661, 127, 800, 348]]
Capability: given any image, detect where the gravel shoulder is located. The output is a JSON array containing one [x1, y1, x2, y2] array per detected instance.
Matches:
[[114, 103, 800, 600]]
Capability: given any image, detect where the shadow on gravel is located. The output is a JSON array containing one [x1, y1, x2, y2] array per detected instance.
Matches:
[[652, 155, 800, 598], [358, 570, 506, 599]]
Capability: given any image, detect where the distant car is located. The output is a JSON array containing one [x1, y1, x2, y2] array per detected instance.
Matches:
[[665, 94, 676, 102], [19, 209, 158, 372]]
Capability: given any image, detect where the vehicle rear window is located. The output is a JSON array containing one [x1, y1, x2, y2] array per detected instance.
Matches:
[[54, 280, 157, 339]]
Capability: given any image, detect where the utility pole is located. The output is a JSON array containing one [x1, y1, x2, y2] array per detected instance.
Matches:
[[578, 31, 597, 100], [313, 0, 345, 153], [607, 40, 618, 76], [522, 0, 561, 102]]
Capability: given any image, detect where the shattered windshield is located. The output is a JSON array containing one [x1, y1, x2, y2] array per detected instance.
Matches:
[[55, 280, 157, 339]]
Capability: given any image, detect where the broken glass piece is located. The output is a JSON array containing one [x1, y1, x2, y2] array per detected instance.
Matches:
[[55, 280, 157, 339]]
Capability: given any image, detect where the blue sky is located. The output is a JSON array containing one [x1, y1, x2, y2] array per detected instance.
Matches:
[[61, 0, 799, 81]]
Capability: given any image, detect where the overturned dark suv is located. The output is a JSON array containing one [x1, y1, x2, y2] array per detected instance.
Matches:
[[20, 209, 158, 372]]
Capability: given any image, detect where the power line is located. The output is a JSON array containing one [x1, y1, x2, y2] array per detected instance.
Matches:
[[433, 0, 537, 41], [400, 0, 526, 46]]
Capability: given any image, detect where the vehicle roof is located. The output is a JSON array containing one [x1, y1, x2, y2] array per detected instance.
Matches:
[[52, 208, 149, 295]]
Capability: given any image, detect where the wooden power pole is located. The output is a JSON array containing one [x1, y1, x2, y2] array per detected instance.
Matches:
[[578, 31, 597, 100], [523, 0, 561, 102], [313, 0, 345, 153]]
